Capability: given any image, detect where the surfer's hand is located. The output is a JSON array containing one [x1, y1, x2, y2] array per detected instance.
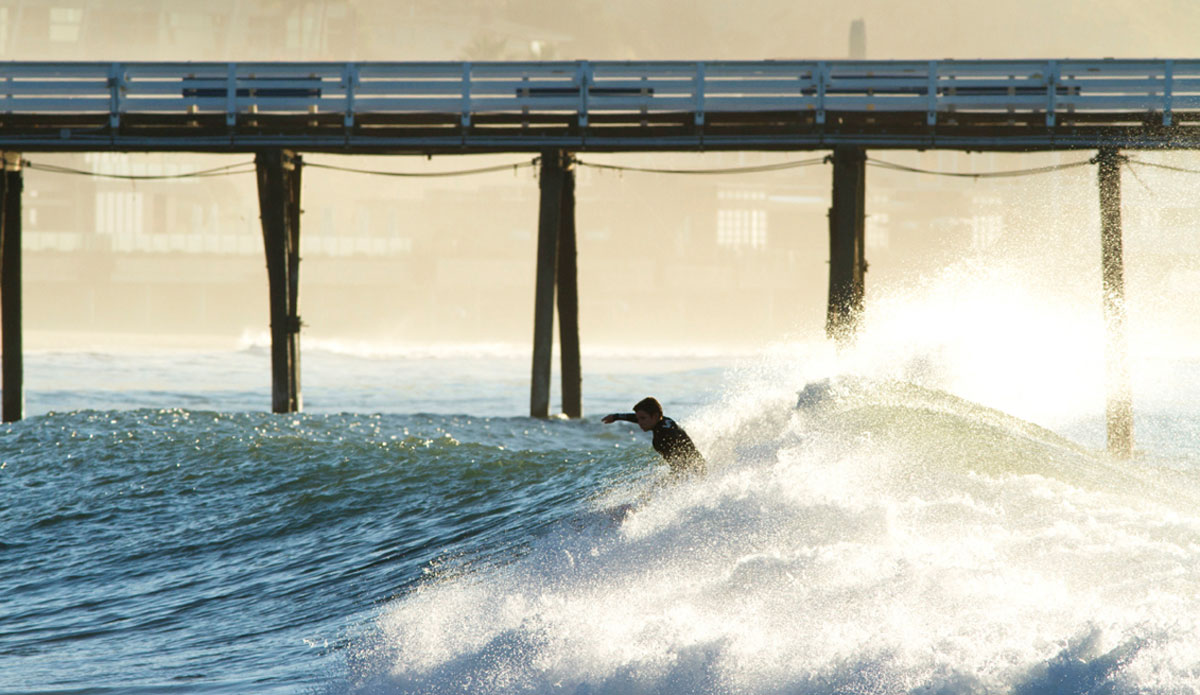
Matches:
[[601, 414, 616, 424]]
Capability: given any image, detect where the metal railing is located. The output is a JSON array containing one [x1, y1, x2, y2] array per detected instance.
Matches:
[[2, 59, 1198, 150]]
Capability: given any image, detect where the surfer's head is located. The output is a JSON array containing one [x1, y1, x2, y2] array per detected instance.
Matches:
[[633, 397, 662, 431]]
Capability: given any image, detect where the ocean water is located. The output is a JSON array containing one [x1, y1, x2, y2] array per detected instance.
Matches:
[[5, 322, 1200, 694]]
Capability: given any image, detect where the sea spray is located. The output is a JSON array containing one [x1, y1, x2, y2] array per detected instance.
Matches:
[[6, 346, 1200, 694], [345, 379, 1200, 694]]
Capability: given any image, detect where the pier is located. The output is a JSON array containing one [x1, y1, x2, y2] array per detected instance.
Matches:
[[3, 58, 1200, 456]]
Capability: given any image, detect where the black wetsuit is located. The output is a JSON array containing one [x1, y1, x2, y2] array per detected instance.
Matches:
[[607, 414, 706, 475]]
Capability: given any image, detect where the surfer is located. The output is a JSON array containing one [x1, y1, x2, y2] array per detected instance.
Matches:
[[602, 397, 706, 477]]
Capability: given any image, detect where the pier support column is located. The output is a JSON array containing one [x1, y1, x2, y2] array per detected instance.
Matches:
[[531, 151, 565, 418], [256, 150, 303, 414], [827, 145, 867, 344], [1097, 146, 1133, 458], [0, 153, 22, 422], [556, 156, 582, 419]]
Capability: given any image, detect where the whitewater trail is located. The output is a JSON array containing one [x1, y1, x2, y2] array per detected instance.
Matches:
[[342, 378, 1200, 695]]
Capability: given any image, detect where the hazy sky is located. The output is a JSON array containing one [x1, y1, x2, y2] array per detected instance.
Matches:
[[11, 0, 1199, 62], [340, 0, 1200, 62]]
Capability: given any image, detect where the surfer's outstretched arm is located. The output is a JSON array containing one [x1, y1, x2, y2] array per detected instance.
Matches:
[[602, 413, 638, 424]]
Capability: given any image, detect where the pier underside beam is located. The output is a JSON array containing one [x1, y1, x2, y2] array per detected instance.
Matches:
[[827, 145, 867, 344], [1097, 146, 1133, 458], [531, 151, 565, 419], [0, 153, 22, 422], [556, 157, 582, 419], [256, 150, 303, 414]]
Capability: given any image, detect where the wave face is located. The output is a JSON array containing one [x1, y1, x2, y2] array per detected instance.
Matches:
[[1, 409, 646, 695], [340, 379, 1200, 695], [6, 344, 1200, 695]]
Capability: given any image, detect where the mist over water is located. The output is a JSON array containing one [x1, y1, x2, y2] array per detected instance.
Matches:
[[296, 266, 1200, 695], [8, 253, 1200, 694], [338, 382, 1200, 694]]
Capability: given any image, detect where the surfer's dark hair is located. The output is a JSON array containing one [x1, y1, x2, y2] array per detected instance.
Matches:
[[633, 397, 662, 416]]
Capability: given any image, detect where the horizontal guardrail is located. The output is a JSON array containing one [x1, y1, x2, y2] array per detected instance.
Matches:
[[2, 59, 1198, 123], [1, 59, 1198, 150]]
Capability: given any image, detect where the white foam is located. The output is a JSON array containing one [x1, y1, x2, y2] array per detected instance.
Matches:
[[347, 377, 1200, 694]]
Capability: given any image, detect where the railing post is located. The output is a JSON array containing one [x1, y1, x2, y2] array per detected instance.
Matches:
[[1046, 59, 1059, 128], [815, 61, 828, 126], [225, 63, 238, 127], [461, 62, 472, 129], [256, 150, 303, 414], [0, 152, 22, 422], [1164, 60, 1174, 127], [577, 61, 590, 129], [1097, 146, 1133, 458], [342, 62, 357, 130], [108, 62, 123, 130], [926, 60, 938, 126]]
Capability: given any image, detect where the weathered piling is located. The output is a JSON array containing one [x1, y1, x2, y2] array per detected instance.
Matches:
[[255, 150, 303, 414], [0, 152, 22, 422], [531, 150, 565, 419], [827, 145, 867, 343], [556, 156, 582, 419], [1096, 146, 1133, 458]]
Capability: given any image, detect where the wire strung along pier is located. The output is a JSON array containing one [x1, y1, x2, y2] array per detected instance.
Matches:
[[3, 59, 1200, 456]]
